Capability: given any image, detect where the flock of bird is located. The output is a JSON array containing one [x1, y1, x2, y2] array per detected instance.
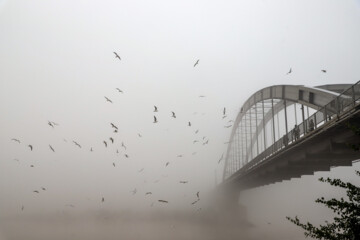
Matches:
[[10, 53, 329, 212], [10, 53, 230, 212]]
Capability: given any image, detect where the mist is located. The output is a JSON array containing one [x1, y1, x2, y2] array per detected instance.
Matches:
[[1, 0, 360, 239]]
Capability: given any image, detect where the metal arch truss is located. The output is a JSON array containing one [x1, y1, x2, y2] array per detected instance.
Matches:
[[223, 84, 354, 180]]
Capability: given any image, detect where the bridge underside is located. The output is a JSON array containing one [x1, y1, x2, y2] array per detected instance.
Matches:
[[224, 108, 360, 191]]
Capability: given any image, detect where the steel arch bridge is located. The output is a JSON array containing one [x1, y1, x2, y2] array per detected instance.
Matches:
[[222, 81, 360, 189]]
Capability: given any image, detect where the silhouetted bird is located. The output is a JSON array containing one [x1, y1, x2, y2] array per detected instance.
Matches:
[[49, 145, 55, 152], [179, 181, 188, 184], [158, 200, 168, 203], [286, 68, 292, 75], [131, 188, 137, 195], [28, 145, 33, 151], [41, 187, 46, 191], [199, 95, 205, 98], [48, 121, 54, 128], [124, 154, 129, 158], [138, 168, 144, 172], [196, 191, 200, 199], [321, 70, 327, 73], [203, 140, 209, 145], [172, 112, 176, 118], [103, 141, 107, 147], [30, 165, 34, 167], [138, 133, 142, 137], [116, 88, 123, 93], [177, 155, 183, 157], [104, 96, 113, 103], [194, 59, 199, 67], [218, 153, 224, 163], [90, 147, 93, 152], [11, 138, 20, 143], [195, 130, 199, 134], [113, 162, 115, 167], [33, 190, 39, 193], [222, 115, 227, 119], [21, 206, 24, 211], [223, 107, 226, 115], [121, 142, 126, 150], [165, 162, 170, 167], [113, 52, 121, 60], [154, 106, 158, 112], [191, 199, 199, 205], [188, 122, 191, 126], [73, 141, 81, 148], [111, 123, 118, 130], [153, 116, 158, 123], [102, 197, 105, 202], [145, 192, 152, 195], [110, 137, 114, 144], [224, 125, 232, 128], [193, 140, 199, 144]]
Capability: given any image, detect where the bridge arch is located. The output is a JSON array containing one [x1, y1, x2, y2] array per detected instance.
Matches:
[[223, 84, 355, 180]]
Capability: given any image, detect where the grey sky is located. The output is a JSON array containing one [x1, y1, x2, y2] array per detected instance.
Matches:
[[0, 0, 360, 226]]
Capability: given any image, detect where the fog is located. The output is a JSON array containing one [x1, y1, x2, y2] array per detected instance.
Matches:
[[1, 0, 360, 239]]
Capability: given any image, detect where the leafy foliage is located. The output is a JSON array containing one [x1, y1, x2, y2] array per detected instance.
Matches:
[[287, 171, 360, 240]]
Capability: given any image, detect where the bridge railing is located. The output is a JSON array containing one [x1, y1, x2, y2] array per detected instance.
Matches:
[[235, 80, 360, 175]]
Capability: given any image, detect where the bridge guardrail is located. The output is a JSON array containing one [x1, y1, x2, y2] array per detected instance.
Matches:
[[236, 80, 360, 175]]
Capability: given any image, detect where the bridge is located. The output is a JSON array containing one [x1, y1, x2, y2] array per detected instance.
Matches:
[[221, 81, 360, 191]]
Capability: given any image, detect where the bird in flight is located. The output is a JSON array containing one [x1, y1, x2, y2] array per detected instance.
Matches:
[[28, 145, 33, 151], [218, 153, 224, 163], [104, 96, 113, 103], [223, 107, 226, 116], [90, 147, 93, 152], [73, 141, 81, 148], [203, 140, 209, 145], [138, 133, 142, 137], [116, 88, 123, 93], [286, 68, 292, 75], [49, 145, 55, 152], [224, 125, 232, 128], [222, 115, 227, 119], [33, 190, 39, 193], [193, 140, 199, 144], [154, 106, 158, 112], [103, 141, 108, 147], [138, 168, 144, 172], [165, 162, 170, 167], [158, 200, 168, 203], [109, 137, 114, 144], [188, 122, 191, 127], [191, 199, 199, 205], [30, 165, 34, 168], [124, 154, 129, 158], [179, 181, 188, 184], [177, 155, 183, 158], [199, 95, 206, 98], [195, 130, 199, 134], [113, 52, 121, 60], [111, 123, 118, 130], [113, 162, 115, 167], [194, 59, 199, 67], [321, 70, 327, 73], [48, 121, 54, 128], [11, 138, 20, 143], [121, 142, 126, 150], [131, 188, 137, 195], [196, 191, 200, 199], [41, 187, 46, 191], [153, 116, 158, 123], [102, 197, 105, 202], [171, 111, 176, 118], [145, 192, 152, 195], [21, 206, 24, 211]]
